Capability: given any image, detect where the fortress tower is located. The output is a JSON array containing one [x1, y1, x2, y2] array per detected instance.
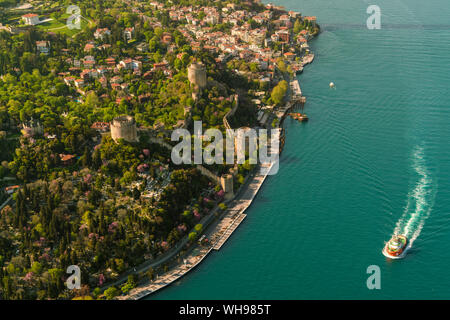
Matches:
[[188, 62, 207, 100], [110, 115, 138, 143]]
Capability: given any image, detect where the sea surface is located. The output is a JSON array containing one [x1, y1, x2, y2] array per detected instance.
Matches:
[[148, 0, 450, 299]]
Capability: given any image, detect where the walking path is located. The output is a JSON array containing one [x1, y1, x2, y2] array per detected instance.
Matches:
[[0, 195, 13, 211], [119, 159, 275, 300], [213, 213, 246, 250]]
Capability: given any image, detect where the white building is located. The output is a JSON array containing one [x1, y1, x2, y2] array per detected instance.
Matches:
[[22, 13, 40, 26], [36, 41, 50, 55], [123, 27, 134, 41]]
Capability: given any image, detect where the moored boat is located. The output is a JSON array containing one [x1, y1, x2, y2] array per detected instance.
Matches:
[[288, 112, 309, 122]]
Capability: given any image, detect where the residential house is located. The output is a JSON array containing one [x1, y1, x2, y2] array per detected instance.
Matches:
[[99, 76, 108, 88], [94, 28, 111, 41], [283, 51, 296, 61], [36, 41, 50, 55], [22, 13, 40, 25], [123, 27, 134, 41], [304, 16, 317, 27], [161, 33, 172, 44], [84, 42, 96, 52], [91, 122, 110, 132], [74, 79, 85, 88], [5, 185, 20, 195], [105, 57, 116, 66], [118, 59, 142, 71], [59, 154, 76, 166]]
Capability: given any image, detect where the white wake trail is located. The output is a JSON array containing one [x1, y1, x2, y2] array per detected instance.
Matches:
[[391, 146, 435, 248]]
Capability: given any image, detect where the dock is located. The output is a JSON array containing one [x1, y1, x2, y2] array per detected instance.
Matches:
[[290, 79, 302, 97], [290, 79, 306, 104], [302, 53, 315, 67]]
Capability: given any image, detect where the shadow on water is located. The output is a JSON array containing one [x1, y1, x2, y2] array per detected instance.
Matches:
[[280, 154, 302, 165], [252, 195, 271, 204]]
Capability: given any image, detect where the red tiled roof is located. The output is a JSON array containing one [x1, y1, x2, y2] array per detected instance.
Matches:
[[59, 154, 76, 162], [5, 185, 20, 192]]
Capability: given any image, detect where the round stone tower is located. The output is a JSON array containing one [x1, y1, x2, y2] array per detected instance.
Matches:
[[110, 115, 137, 143], [188, 62, 207, 92]]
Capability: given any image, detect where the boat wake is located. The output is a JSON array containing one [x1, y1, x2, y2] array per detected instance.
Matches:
[[391, 146, 436, 250]]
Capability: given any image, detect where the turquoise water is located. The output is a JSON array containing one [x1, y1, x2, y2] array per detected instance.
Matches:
[[149, 0, 450, 299]]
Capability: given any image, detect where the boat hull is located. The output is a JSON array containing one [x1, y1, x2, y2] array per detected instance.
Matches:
[[382, 235, 409, 259], [382, 245, 409, 259]]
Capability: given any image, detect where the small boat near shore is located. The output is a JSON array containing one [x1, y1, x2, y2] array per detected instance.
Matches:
[[382, 235, 409, 259], [288, 112, 308, 122]]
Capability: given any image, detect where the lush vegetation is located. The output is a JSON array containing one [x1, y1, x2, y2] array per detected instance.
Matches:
[[0, 134, 225, 299], [270, 80, 288, 106], [0, 0, 313, 299]]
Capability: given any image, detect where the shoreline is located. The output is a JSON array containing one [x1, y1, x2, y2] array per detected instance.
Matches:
[[119, 49, 318, 300], [120, 161, 275, 300]]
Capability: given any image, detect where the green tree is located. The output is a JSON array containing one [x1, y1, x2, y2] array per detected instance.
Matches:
[[104, 286, 120, 300], [270, 80, 288, 106], [188, 232, 197, 241], [294, 19, 303, 34]]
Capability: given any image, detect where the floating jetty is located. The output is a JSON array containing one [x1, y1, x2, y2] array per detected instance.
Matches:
[[288, 112, 309, 122]]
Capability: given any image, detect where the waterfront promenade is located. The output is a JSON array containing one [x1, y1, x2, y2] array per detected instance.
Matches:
[[117, 53, 310, 300], [119, 160, 275, 300]]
